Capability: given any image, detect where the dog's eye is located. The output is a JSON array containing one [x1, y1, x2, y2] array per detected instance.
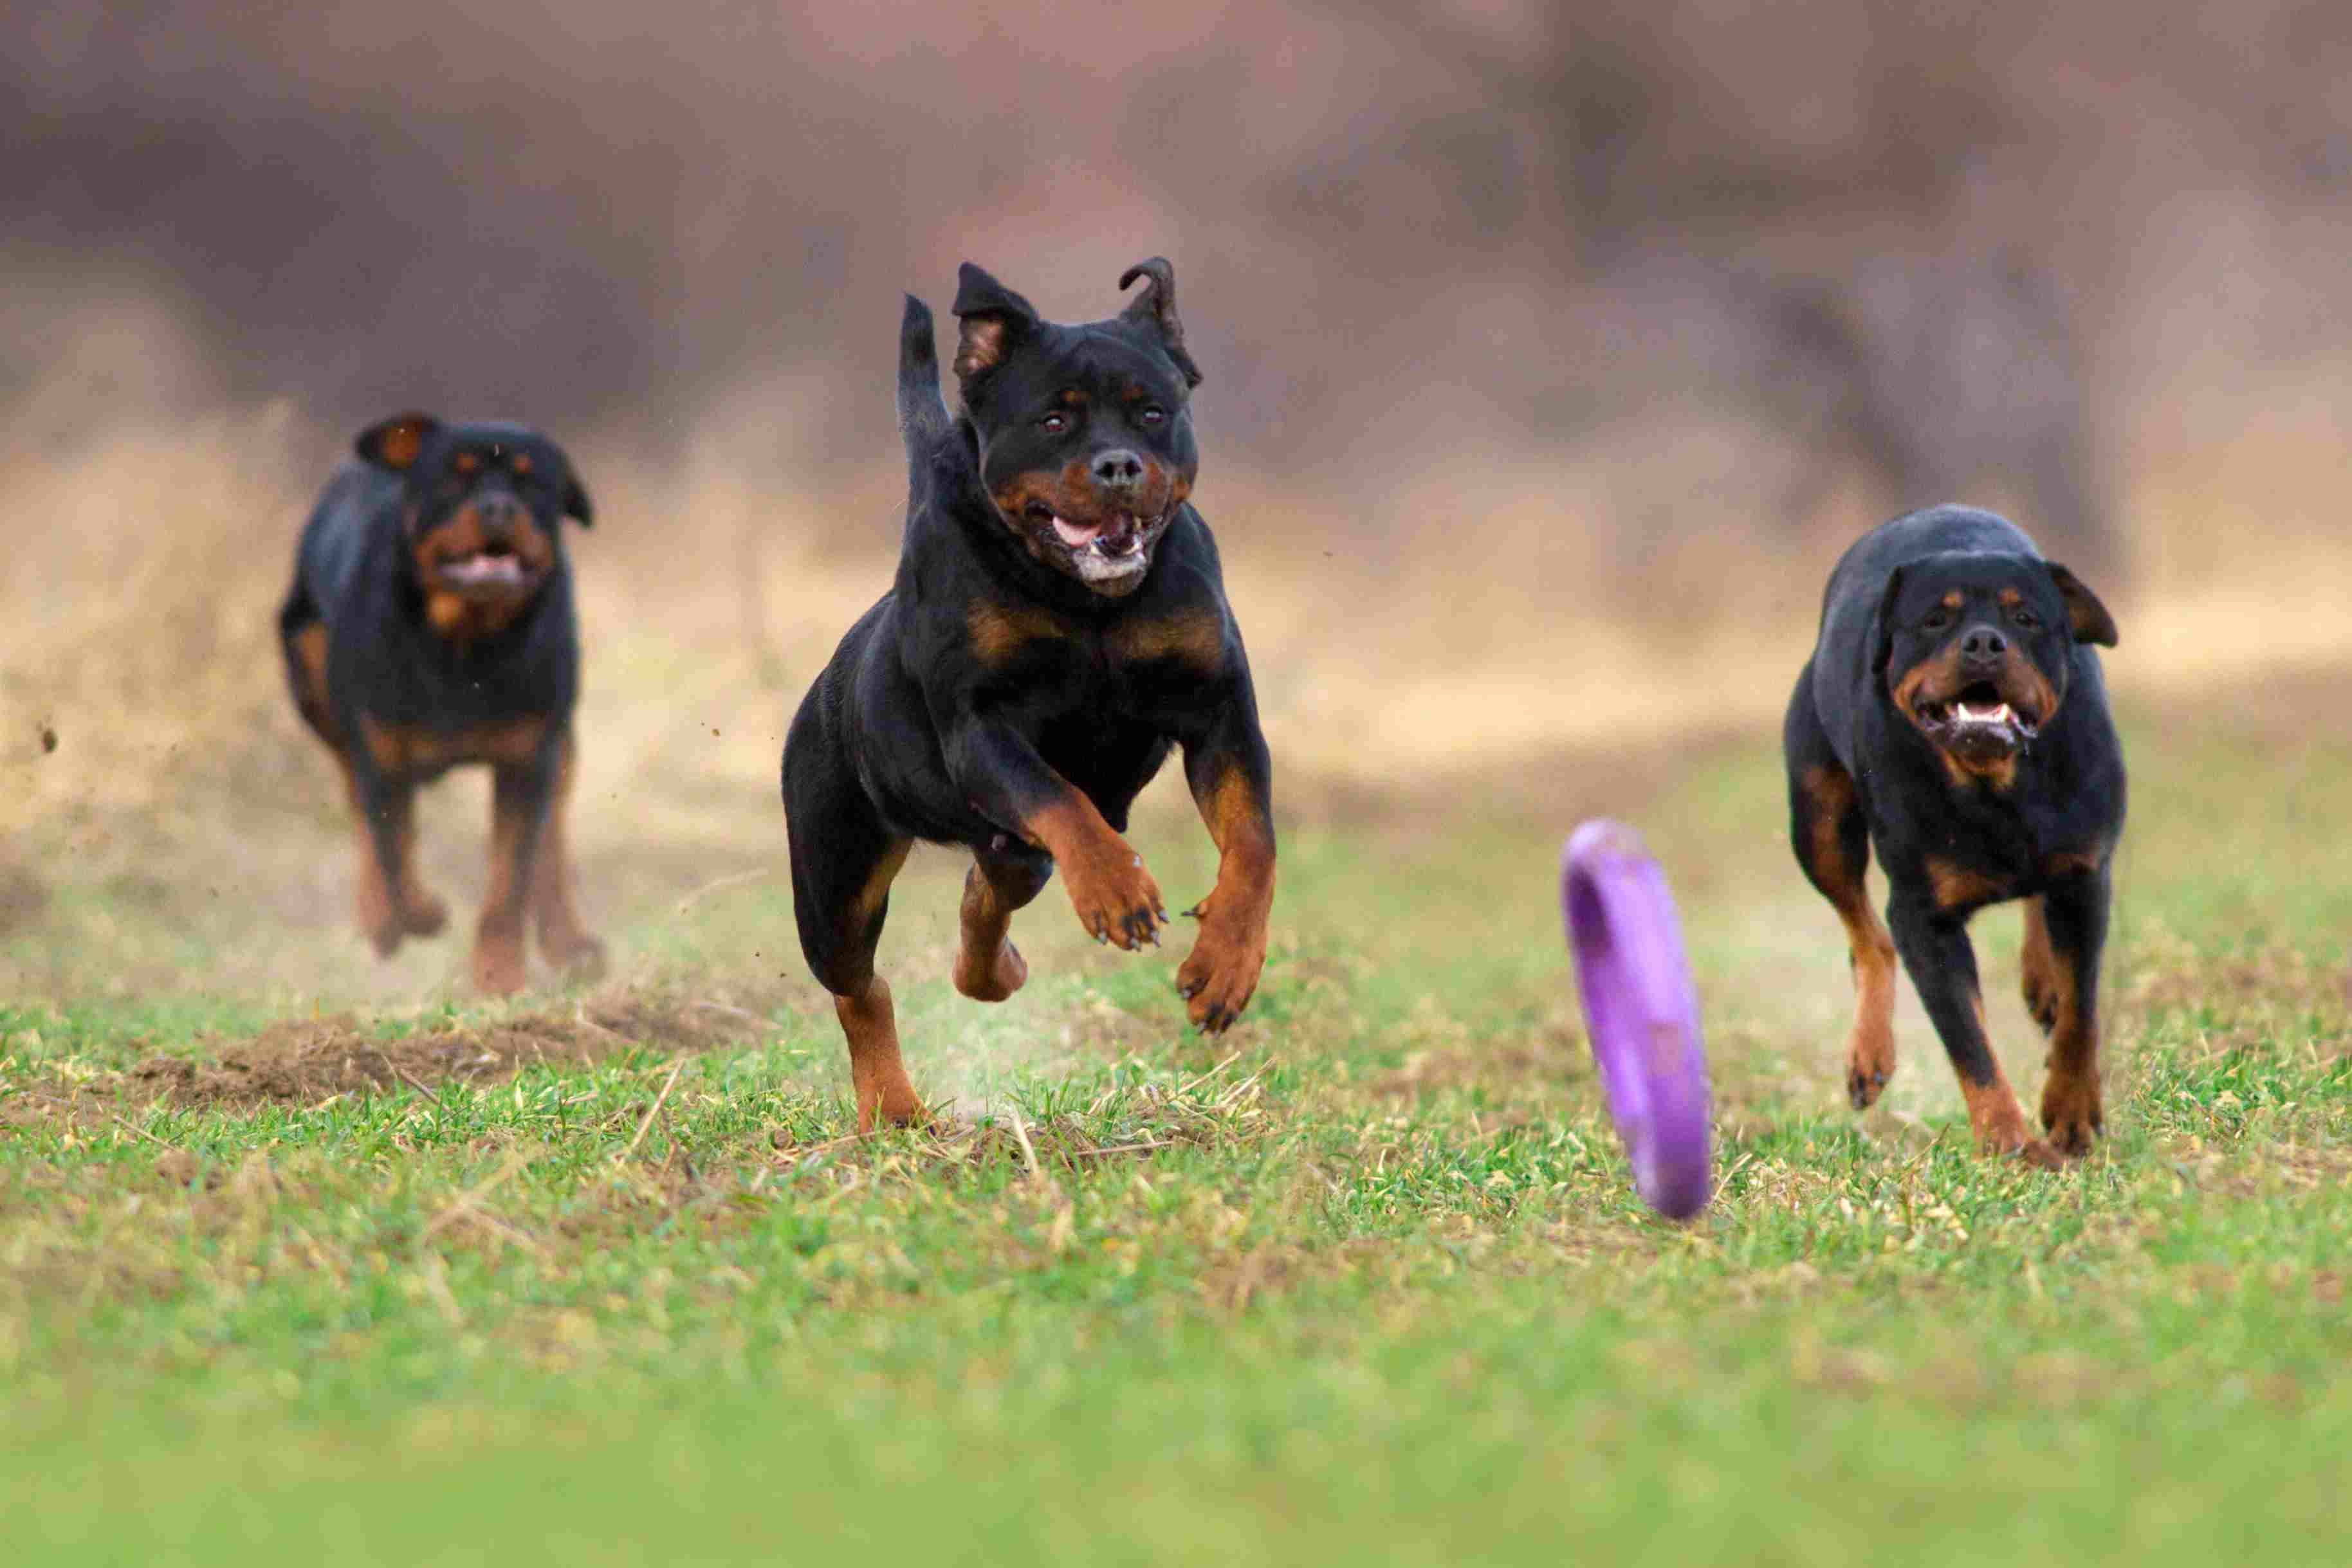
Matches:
[[2010, 607, 2039, 630], [1921, 608, 1952, 631], [1138, 406, 1167, 427], [1040, 412, 1070, 435]]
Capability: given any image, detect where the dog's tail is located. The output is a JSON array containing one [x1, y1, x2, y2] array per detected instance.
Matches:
[[898, 295, 951, 457]]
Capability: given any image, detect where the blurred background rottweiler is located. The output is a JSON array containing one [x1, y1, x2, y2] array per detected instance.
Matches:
[[279, 413, 603, 994]]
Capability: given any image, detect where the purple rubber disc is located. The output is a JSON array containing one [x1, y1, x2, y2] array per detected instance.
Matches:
[[1561, 819, 1713, 1221]]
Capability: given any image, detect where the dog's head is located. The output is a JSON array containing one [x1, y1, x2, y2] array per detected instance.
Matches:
[[1875, 550, 2117, 783], [354, 414, 593, 638], [949, 259, 1202, 598]]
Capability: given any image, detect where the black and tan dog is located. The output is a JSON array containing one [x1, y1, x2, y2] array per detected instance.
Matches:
[[1784, 504, 2123, 1165], [782, 260, 1276, 1131], [279, 413, 603, 994]]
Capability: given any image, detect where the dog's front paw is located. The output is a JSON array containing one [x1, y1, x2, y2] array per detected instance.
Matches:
[[472, 919, 528, 996], [2021, 968, 2060, 1034], [544, 929, 607, 984], [400, 886, 450, 938], [1845, 1017, 1896, 1111], [358, 875, 405, 958], [2040, 1069, 2103, 1157], [1060, 839, 1166, 951], [1176, 902, 1267, 1034]]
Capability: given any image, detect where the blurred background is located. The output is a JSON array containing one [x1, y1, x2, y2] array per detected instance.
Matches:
[[4, 0, 2348, 997]]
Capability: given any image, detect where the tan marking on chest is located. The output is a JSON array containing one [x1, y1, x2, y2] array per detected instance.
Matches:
[[966, 602, 1065, 665], [360, 715, 549, 775], [1925, 856, 2012, 911], [1938, 749, 2020, 792], [2044, 840, 2109, 879], [1110, 607, 1225, 672]]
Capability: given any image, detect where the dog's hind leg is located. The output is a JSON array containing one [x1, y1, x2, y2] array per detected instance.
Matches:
[[785, 713, 921, 1132], [954, 838, 1052, 1002], [1784, 670, 1899, 1109]]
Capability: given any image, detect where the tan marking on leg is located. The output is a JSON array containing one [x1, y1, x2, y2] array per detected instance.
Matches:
[[1798, 765, 1898, 1108], [1177, 761, 1276, 1032], [291, 623, 333, 726], [2019, 896, 2061, 1032], [529, 733, 604, 979], [953, 859, 1029, 1002], [472, 770, 535, 995], [836, 976, 923, 1133], [1022, 792, 1164, 951], [2035, 936, 2102, 1157], [1959, 993, 2063, 1169]]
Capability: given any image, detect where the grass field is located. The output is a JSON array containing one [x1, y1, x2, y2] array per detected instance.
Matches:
[[5, 639, 2350, 1563]]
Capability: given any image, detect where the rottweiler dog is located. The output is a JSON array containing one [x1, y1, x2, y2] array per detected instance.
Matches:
[[279, 413, 603, 994], [1784, 504, 2123, 1165], [782, 259, 1277, 1131]]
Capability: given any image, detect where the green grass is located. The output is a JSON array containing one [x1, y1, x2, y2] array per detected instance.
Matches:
[[4, 695, 2349, 1565]]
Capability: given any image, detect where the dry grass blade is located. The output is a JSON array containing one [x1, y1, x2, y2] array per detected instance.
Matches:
[[390, 1062, 451, 1113], [109, 1112, 181, 1151], [617, 1059, 687, 1163], [1005, 1102, 1043, 1180], [1179, 1052, 1241, 1096], [674, 867, 767, 914]]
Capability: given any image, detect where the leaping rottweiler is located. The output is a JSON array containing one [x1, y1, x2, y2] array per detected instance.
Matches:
[[782, 260, 1277, 1130]]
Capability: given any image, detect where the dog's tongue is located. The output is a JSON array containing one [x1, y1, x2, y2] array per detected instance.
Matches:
[[1053, 514, 1143, 554]]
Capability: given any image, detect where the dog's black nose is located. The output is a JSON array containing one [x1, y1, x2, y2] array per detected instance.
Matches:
[[475, 493, 525, 537], [1961, 626, 2007, 662], [1092, 449, 1145, 488]]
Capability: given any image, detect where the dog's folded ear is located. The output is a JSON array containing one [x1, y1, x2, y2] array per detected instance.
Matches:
[[951, 264, 1041, 387], [563, 473, 594, 527], [1869, 564, 1908, 680], [355, 412, 439, 471], [2043, 563, 2117, 646], [1118, 257, 1204, 389]]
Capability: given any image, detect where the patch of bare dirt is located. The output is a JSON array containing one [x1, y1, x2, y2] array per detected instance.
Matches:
[[4, 990, 784, 1134], [131, 996, 762, 1110]]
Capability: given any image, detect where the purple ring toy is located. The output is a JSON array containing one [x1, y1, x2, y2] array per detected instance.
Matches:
[[1561, 819, 1714, 1221]]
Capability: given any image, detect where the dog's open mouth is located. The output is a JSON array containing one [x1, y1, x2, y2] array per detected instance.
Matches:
[[1916, 681, 2039, 756], [1024, 503, 1162, 585], [435, 543, 533, 594]]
